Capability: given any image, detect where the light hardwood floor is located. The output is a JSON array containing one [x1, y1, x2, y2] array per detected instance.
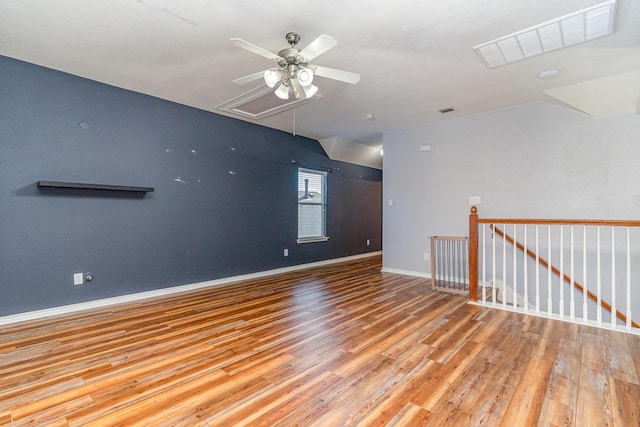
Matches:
[[1, 255, 639, 426]]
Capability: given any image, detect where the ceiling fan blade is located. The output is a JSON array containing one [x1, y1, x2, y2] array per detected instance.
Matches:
[[232, 70, 267, 85], [230, 38, 283, 62], [313, 65, 360, 84], [298, 34, 337, 62]]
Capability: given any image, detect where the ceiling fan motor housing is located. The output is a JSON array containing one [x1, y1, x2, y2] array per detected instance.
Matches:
[[277, 48, 301, 65]]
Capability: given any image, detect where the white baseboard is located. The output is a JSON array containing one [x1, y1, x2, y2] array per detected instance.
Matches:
[[381, 267, 431, 279], [0, 251, 382, 326]]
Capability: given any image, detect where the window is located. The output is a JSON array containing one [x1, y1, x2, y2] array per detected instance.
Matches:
[[297, 168, 328, 243]]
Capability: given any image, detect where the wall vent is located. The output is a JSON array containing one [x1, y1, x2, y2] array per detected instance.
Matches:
[[438, 107, 455, 114]]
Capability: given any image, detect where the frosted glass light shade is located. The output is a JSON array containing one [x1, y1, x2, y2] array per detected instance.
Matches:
[[264, 69, 281, 88], [302, 84, 318, 98], [274, 83, 290, 99], [297, 68, 314, 87]]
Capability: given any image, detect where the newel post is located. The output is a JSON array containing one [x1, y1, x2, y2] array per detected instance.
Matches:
[[469, 206, 478, 302]]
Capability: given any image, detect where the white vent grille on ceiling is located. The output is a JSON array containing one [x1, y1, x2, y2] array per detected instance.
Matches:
[[473, 0, 617, 68]]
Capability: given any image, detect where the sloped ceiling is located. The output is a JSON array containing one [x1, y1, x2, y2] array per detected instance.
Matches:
[[543, 70, 640, 117]]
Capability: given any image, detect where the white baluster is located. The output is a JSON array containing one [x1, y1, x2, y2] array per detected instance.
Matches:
[[492, 225, 497, 306], [535, 225, 540, 313], [583, 226, 588, 323], [570, 226, 575, 320], [513, 225, 517, 309], [547, 226, 553, 317], [626, 227, 632, 330], [597, 226, 602, 325], [502, 224, 507, 308], [482, 225, 486, 303], [524, 225, 528, 313], [559, 226, 564, 318], [611, 226, 616, 328]]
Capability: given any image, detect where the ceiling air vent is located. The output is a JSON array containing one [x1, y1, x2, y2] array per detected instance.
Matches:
[[473, 0, 617, 68]]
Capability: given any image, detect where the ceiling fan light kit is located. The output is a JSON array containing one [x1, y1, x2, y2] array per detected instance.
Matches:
[[231, 32, 360, 101]]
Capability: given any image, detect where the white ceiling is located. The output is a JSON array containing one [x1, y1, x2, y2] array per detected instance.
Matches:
[[1, 0, 639, 162]]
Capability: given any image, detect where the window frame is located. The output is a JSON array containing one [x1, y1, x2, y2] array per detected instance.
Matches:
[[296, 167, 329, 244]]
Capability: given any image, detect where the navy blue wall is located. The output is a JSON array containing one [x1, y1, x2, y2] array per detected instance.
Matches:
[[0, 56, 382, 316]]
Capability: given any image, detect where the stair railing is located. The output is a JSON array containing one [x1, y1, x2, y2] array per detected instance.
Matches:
[[468, 206, 640, 333]]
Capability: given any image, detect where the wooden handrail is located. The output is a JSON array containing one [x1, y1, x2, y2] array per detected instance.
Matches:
[[490, 224, 640, 329], [479, 218, 640, 227]]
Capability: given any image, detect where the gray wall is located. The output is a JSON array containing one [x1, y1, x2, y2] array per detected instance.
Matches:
[[0, 56, 382, 316], [382, 101, 640, 276]]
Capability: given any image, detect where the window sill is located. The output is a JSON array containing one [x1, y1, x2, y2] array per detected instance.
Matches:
[[297, 237, 330, 244]]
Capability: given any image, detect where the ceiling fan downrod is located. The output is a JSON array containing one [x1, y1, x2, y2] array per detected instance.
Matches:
[[285, 32, 301, 47]]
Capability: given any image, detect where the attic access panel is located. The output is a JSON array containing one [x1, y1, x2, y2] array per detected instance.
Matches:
[[217, 85, 322, 120]]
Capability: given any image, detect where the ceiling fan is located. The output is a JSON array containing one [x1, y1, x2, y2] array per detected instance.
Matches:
[[230, 32, 360, 101]]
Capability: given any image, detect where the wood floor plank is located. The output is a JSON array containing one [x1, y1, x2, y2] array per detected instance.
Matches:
[[575, 329, 614, 427], [409, 339, 482, 411], [498, 356, 553, 426], [0, 411, 10, 425], [251, 374, 342, 427], [341, 358, 441, 425], [628, 333, 640, 384], [1, 255, 639, 426], [384, 402, 432, 426], [430, 326, 534, 426], [210, 359, 347, 425], [12, 395, 94, 427], [610, 378, 640, 426], [345, 349, 438, 425], [537, 336, 582, 426], [607, 331, 640, 384], [308, 408, 351, 426], [426, 315, 483, 364]]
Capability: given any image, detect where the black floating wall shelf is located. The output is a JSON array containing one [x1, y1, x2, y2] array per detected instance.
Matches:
[[37, 181, 154, 193]]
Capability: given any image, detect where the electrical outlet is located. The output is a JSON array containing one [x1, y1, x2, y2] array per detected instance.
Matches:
[[424, 252, 430, 261], [366, 239, 370, 246], [284, 248, 289, 256], [73, 273, 83, 286]]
